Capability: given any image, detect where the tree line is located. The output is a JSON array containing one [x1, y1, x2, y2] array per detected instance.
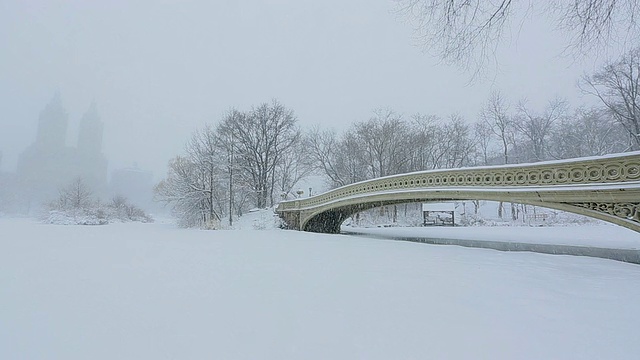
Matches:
[[155, 48, 640, 228]]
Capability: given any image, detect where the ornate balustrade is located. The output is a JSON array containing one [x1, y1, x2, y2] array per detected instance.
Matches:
[[276, 152, 640, 233]]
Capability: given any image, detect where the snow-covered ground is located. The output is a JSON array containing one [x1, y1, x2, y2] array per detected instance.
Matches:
[[2, 216, 640, 359]]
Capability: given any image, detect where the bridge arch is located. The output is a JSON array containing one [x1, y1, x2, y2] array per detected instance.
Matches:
[[299, 191, 637, 233], [277, 152, 640, 234]]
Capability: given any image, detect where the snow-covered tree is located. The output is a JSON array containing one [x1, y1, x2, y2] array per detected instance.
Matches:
[[155, 125, 225, 228], [50, 177, 95, 211]]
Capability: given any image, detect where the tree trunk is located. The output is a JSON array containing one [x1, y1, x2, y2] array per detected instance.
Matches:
[[229, 166, 233, 227]]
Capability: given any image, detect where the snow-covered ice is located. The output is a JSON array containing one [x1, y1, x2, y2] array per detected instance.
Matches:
[[1, 217, 640, 359], [345, 224, 640, 249]]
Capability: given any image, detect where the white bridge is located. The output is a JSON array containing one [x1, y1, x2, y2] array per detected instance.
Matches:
[[276, 152, 640, 234]]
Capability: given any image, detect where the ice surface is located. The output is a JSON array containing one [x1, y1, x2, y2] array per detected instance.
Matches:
[[346, 224, 640, 249], [1, 217, 639, 359]]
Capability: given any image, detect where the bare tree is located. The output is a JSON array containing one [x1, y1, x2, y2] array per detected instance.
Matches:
[[556, 0, 640, 55], [335, 133, 370, 186], [583, 47, 640, 150], [480, 90, 513, 164], [307, 127, 350, 187], [218, 100, 300, 208], [514, 97, 568, 162], [549, 107, 628, 158], [395, 0, 640, 73], [311, 110, 478, 189], [311, 128, 369, 188], [407, 114, 440, 171], [396, 0, 514, 72], [216, 109, 244, 226], [473, 121, 494, 165], [354, 109, 411, 178], [437, 114, 476, 168], [275, 138, 315, 198], [308, 109, 480, 198], [479, 91, 514, 218]]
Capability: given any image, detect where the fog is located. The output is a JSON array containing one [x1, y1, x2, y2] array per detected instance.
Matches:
[[1, 0, 608, 180]]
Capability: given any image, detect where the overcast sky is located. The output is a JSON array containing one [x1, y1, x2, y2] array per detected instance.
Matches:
[[0, 0, 610, 179]]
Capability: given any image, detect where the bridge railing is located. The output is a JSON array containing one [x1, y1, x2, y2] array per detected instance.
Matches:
[[278, 151, 640, 211]]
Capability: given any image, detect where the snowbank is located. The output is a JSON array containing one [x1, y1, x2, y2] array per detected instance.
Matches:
[[221, 207, 282, 230], [45, 210, 108, 225]]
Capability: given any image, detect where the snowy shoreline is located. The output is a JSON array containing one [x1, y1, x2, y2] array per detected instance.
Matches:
[[343, 226, 640, 264]]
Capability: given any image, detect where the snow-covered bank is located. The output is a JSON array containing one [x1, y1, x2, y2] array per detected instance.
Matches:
[[1, 218, 640, 359]]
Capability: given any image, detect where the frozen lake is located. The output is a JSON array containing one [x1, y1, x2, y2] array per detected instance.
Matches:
[[1, 218, 639, 359]]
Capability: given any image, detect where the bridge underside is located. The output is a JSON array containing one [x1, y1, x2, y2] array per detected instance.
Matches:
[[279, 187, 640, 234], [301, 199, 428, 233]]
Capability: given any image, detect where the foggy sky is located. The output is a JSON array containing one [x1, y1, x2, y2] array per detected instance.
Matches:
[[0, 0, 608, 179]]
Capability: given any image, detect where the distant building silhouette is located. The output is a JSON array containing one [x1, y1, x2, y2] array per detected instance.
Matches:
[[17, 94, 108, 205], [76, 102, 108, 193], [78, 102, 104, 155], [35, 92, 68, 152]]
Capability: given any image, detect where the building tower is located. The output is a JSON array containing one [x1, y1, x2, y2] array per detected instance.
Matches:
[[77, 102, 104, 155], [35, 92, 68, 151], [76, 102, 108, 196]]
